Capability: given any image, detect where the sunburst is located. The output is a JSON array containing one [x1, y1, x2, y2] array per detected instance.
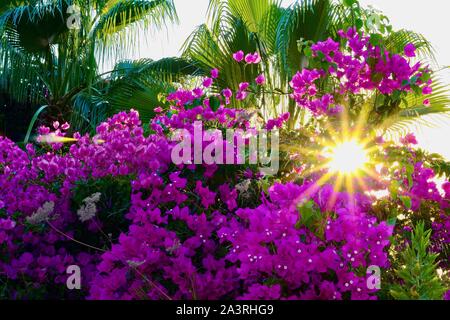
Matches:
[[284, 105, 382, 211]]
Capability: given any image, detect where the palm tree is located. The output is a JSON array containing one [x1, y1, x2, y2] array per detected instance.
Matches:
[[181, 0, 449, 132], [0, 0, 179, 136]]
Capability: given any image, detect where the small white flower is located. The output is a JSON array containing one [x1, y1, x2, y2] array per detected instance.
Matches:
[[236, 180, 252, 199], [77, 202, 97, 222], [26, 201, 54, 225], [85, 192, 101, 203], [77, 193, 102, 222]]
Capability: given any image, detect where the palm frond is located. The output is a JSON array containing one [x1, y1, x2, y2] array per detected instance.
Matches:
[[275, 0, 343, 78], [71, 90, 108, 133], [93, 0, 178, 64], [258, 3, 285, 55], [0, 0, 70, 53], [380, 72, 450, 135], [385, 29, 436, 65], [181, 21, 261, 107], [111, 57, 203, 82], [102, 57, 199, 121]]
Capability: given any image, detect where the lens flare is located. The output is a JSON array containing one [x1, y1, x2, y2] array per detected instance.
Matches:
[[37, 134, 78, 144], [326, 140, 368, 175], [36, 134, 104, 145]]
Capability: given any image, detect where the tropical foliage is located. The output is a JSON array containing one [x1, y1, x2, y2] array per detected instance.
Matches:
[[0, 0, 448, 301], [181, 0, 449, 131], [0, 0, 179, 135]]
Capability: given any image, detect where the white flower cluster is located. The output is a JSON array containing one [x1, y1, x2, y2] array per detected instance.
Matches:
[[26, 201, 55, 225], [235, 179, 252, 198], [77, 192, 101, 222]]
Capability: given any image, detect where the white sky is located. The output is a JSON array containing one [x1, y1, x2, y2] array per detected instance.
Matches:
[[134, 0, 449, 159]]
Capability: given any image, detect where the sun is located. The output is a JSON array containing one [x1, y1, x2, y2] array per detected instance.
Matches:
[[280, 105, 381, 207], [326, 140, 369, 175]]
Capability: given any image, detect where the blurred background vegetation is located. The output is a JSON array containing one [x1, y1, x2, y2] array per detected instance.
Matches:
[[0, 0, 448, 142]]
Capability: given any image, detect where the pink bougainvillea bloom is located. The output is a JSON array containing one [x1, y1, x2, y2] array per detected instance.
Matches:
[[61, 122, 70, 131], [233, 50, 244, 62], [401, 133, 418, 145], [203, 77, 213, 88], [211, 68, 219, 79], [375, 135, 385, 144], [52, 121, 60, 129], [422, 86, 432, 95], [245, 53, 254, 64], [308, 85, 317, 96], [222, 88, 232, 98], [195, 181, 216, 209], [243, 168, 253, 179], [236, 91, 248, 101], [245, 52, 261, 64], [404, 43, 416, 58], [423, 99, 431, 107], [193, 87, 204, 98], [255, 74, 266, 85], [154, 107, 163, 113], [281, 112, 290, 121], [253, 53, 261, 64], [443, 182, 450, 195], [445, 290, 450, 301], [239, 82, 249, 91], [38, 125, 50, 135]]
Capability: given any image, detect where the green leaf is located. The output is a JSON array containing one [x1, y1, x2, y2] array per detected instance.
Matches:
[[399, 195, 412, 209], [296, 200, 321, 232], [421, 72, 431, 83], [370, 33, 383, 46], [387, 216, 397, 227], [209, 96, 221, 112], [343, 0, 357, 7], [405, 164, 414, 188], [303, 46, 313, 57], [355, 18, 363, 30], [389, 180, 400, 199]]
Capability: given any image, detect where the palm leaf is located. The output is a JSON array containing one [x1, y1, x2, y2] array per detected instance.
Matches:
[[385, 29, 436, 65], [380, 72, 450, 135], [275, 0, 344, 78], [102, 57, 198, 121], [93, 0, 178, 64]]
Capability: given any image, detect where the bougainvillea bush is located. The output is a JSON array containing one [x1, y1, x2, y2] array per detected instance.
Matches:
[[0, 28, 449, 300]]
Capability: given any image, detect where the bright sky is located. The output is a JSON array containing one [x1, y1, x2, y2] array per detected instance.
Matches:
[[134, 0, 449, 159]]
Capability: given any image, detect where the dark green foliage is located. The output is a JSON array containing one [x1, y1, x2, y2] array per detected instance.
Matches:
[[71, 175, 133, 247], [389, 222, 448, 300]]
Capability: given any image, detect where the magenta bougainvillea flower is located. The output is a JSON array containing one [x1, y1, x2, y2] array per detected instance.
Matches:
[[245, 52, 261, 64], [202, 77, 213, 88], [255, 74, 266, 85], [211, 68, 219, 79], [233, 50, 244, 62], [404, 43, 417, 57], [401, 133, 418, 145], [422, 86, 433, 95]]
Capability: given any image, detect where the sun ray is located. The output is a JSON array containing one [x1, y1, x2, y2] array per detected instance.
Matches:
[[325, 173, 344, 211], [301, 172, 334, 200]]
